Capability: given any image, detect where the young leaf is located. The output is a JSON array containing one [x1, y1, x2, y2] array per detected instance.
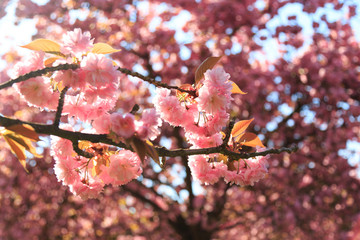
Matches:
[[21, 39, 62, 55], [231, 118, 254, 138], [237, 132, 265, 148], [130, 138, 147, 162], [91, 43, 121, 54], [5, 124, 40, 141], [44, 57, 60, 67], [230, 81, 247, 94], [4, 132, 42, 158], [3, 135, 28, 172], [145, 140, 159, 165], [195, 56, 222, 85]]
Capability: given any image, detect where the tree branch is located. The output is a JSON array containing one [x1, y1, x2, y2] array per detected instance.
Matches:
[[0, 63, 196, 96], [54, 86, 68, 128], [0, 115, 298, 160], [0, 64, 79, 90], [117, 67, 197, 96]]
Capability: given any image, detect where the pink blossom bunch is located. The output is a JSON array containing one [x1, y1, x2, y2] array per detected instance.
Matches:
[[135, 108, 162, 140], [13, 52, 60, 110], [60, 28, 94, 58], [224, 155, 269, 186], [188, 154, 269, 186], [154, 67, 269, 186], [51, 135, 143, 199], [154, 67, 233, 148]]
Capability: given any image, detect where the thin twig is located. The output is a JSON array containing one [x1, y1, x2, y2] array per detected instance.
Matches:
[[117, 67, 197, 96], [54, 87, 69, 128], [1, 63, 196, 96], [0, 64, 79, 90]]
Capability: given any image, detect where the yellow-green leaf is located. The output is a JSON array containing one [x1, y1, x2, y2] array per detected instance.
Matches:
[[195, 56, 222, 85], [230, 81, 247, 94], [91, 43, 121, 54], [237, 132, 265, 148], [21, 39, 62, 55], [231, 118, 254, 138], [5, 124, 39, 141], [3, 135, 28, 172]]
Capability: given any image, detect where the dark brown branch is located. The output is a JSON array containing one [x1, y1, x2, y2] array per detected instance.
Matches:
[[117, 67, 197, 96], [222, 118, 236, 147], [0, 63, 79, 90], [1, 63, 196, 96], [54, 86, 69, 128], [0, 115, 298, 160]]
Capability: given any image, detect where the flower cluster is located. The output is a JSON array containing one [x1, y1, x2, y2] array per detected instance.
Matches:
[[10, 28, 268, 198], [154, 67, 268, 186], [51, 128, 142, 200], [10, 29, 164, 199]]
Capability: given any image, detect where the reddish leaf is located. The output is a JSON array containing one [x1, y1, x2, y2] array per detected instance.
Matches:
[[4, 132, 42, 158], [3, 135, 28, 172], [130, 138, 147, 162], [237, 132, 265, 148], [195, 56, 222, 85], [145, 140, 160, 166], [231, 118, 254, 139], [6, 124, 40, 141]]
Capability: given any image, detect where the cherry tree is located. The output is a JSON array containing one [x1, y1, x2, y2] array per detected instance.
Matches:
[[0, 0, 359, 239]]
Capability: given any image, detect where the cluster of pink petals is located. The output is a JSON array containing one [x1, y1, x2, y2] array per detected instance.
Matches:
[[154, 67, 269, 186], [154, 67, 232, 149], [197, 67, 233, 114], [99, 150, 142, 186], [188, 155, 228, 185], [110, 112, 136, 139], [51, 133, 143, 199], [224, 155, 269, 186], [61, 28, 94, 58], [13, 52, 60, 110], [188, 154, 269, 186], [135, 109, 162, 140], [16, 77, 59, 110]]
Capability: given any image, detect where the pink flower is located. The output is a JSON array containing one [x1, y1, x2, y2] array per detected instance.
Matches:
[[154, 88, 188, 126], [12, 51, 44, 77], [135, 109, 162, 140], [53, 156, 82, 185], [69, 177, 104, 200], [50, 136, 74, 158], [185, 132, 223, 148], [92, 113, 111, 134], [61, 28, 94, 58], [110, 113, 136, 139], [16, 77, 60, 110], [52, 66, 85, 89], [197, 67, 233, 114], [99, 150, 142, 186], [188, 155, 227, 185], [224, 155, 269, 186], [80, 53, 120, 89]]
